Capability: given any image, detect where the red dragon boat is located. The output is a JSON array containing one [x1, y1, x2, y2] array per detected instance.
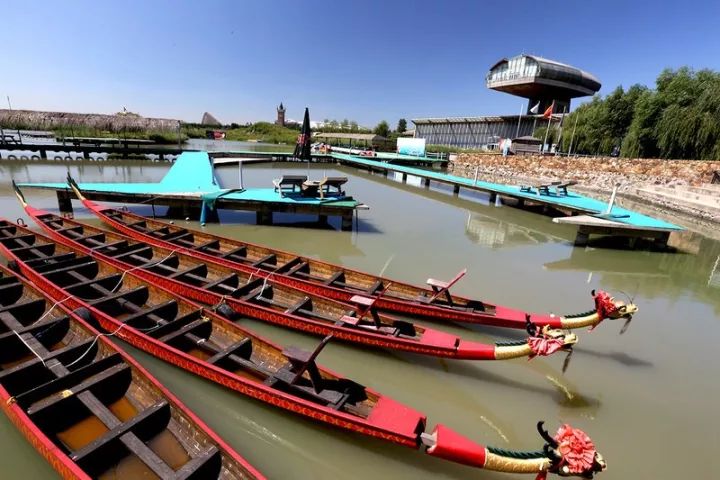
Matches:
[[0, 219, 607, 478], [0, 264, 263, 480], [64, 177, 637, 331], [18, 200, 580, 366]]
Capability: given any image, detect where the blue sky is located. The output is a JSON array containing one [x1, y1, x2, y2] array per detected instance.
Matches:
[[3, 0, 720, 127]]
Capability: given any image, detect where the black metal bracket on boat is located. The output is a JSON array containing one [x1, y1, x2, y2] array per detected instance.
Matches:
[[525, 313, 538, 336]]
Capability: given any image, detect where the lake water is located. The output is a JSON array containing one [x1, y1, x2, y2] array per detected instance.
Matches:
[[0, 156, 718, 479]]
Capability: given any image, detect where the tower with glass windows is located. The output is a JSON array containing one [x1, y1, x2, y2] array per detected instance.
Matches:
[[486, 55, 601, 114]]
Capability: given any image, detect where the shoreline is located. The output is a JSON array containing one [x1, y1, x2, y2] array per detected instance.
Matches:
[[447, 165, 720, 242]]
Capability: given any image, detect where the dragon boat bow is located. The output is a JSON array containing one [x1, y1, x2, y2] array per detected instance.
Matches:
[[0, 221, 607, 478], [64, 176, 637, 332]]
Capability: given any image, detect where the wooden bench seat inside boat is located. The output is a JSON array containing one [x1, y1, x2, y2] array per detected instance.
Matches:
[[88, 286, 151, 311], [91, 239, 129, 252], [274, 257, 306, 275], [0, 233, 38, 248], [221, 246, 248, 261], [252, 254, 277, 268], [190, 238, 221, 252], [6, 242, 56, 257], [23, 252, 78, 268], [160, 229, 193, 243], [204, 273, 240, 293], [0, 282, 225, 480], [107, 244, 155, 262], [0, 298, 47, 318]]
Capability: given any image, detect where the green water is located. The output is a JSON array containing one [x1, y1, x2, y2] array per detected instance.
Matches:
[[0, 158, 718, 479]]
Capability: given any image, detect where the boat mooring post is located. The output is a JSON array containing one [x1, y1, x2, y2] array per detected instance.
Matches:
[[341, 212, 353, 231], [56, 190, 73, 214], [256, 209, 273, 226], [473, 166, 479, 185]]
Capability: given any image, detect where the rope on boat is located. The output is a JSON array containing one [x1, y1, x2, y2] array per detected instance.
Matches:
[[107, 248, 180, 293], [31, 296, 73, 327], [13, 330, 47, 367], [210, 295, 229, 311], [495, 339, 529, 347], [486, 446, 546, 459], [246, 267, 264, 285], [64, 323, 127, 368], [562, 309, 595, 319]]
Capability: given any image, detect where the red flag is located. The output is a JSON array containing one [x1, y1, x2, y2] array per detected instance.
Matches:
[[543, 102, 555, 119]]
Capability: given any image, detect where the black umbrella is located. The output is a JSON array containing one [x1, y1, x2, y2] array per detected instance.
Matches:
[[294, 107, 312, 161]]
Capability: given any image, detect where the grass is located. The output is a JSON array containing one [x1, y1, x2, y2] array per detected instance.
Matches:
[[51, 126, 185, 144], [181, 121, 300, 145]]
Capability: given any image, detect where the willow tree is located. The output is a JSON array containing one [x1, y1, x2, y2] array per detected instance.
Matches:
[[564, 67, 720, 160]]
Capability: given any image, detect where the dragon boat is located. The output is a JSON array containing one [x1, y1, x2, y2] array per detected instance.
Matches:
[[64, 177, 637, 331], [0, 221, 607, 478], [0, 264, 262, 480], [16, 197, 579, 365]]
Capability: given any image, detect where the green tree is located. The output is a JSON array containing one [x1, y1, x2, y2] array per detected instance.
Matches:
[[349, 121, 359, 132], [397, 118, 407, 133], [374, 120, 390, 137], [562, 67, 720, 159]]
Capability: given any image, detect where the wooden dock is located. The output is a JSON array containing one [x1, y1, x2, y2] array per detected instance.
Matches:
[[330, 152, 682, 247], [0, 141, 186, 161], [17, 152, 365, 231]]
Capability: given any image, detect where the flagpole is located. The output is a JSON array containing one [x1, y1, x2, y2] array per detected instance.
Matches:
[[542, 101, 553, 153], [568, 111, 580, 156], [514, 103, 523, 138], [555, 106, 567, 156]]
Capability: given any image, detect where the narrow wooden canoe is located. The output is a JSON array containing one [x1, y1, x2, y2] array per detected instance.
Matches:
[[69, 184, 637, 331], [22, 205, 579, 364], [0, 221, 607, 478], [0, 264, 263, 480]]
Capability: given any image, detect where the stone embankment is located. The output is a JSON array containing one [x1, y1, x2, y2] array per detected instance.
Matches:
[[449, 153, 720, 223]]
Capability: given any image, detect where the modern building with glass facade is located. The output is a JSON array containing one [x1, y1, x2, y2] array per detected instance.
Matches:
[[486, 54, 601, 114], [412, 115, 540, 150]]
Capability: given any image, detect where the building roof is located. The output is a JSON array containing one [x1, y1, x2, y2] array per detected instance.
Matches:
[[411, 115, 548, 124], [201, 112, 221, 125], [314, 132, 388, 141], [487, 54, 601, 99]]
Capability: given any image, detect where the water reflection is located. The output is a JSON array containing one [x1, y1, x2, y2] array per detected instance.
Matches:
[[545, 236, 720, 312], [1, 158, 719, 480]]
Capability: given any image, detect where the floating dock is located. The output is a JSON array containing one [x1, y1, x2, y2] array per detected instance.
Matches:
[[0, 141, 186, 161], [17, 152, 365, 230], [210, 149, 446, 166], [330, 152, 682, 247]]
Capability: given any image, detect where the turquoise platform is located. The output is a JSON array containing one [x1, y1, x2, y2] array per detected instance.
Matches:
[[331, 153, 682, 232], [19, 152, 358, 208], [210, 149, 445, 165], [18, 152, 362, 229]]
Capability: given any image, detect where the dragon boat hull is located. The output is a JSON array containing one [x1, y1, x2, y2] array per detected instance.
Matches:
[[19, 207, 572, 363], [81, 200, 572, 329], [0, 220, 609, 479], [0, 222, 429, 447], [0, 264, 263, 480]]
